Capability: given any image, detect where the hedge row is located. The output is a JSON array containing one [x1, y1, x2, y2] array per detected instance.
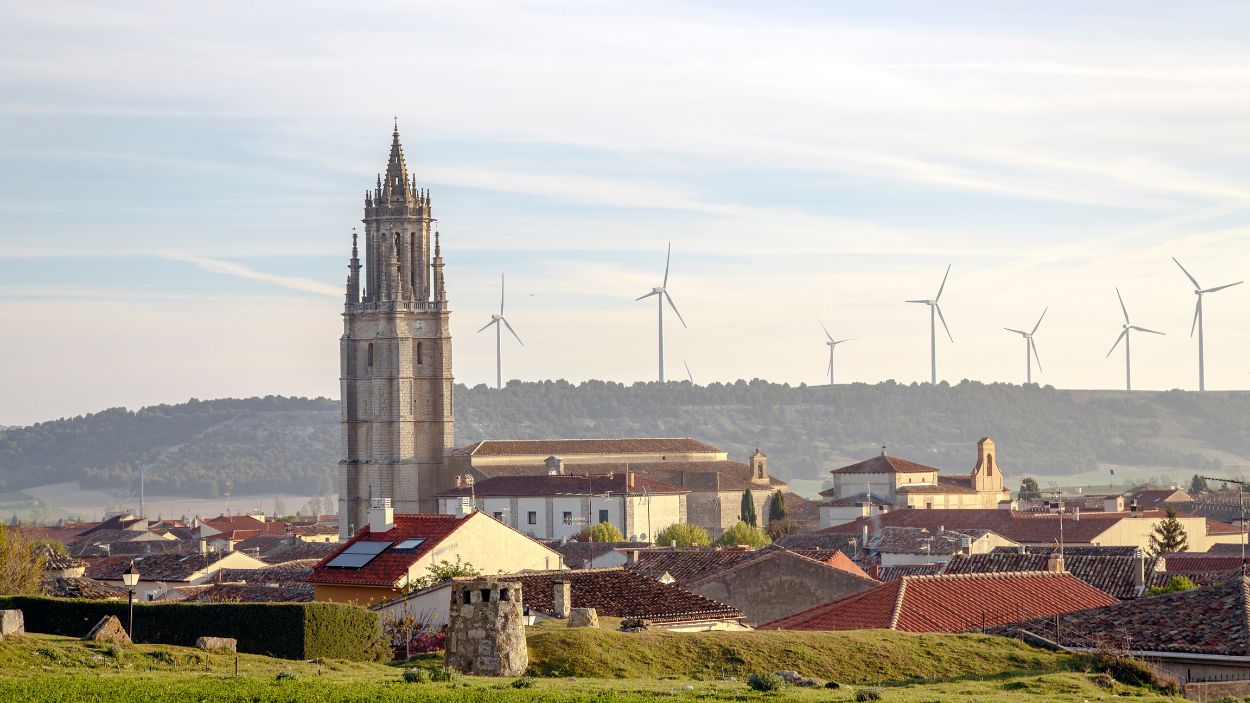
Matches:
[[0, 597, 385, 661]]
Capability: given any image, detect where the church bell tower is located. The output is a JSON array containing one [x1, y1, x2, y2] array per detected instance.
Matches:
[[338, 124, 455, 536]]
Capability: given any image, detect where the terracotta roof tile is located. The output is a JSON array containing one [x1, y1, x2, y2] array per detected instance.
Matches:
[[830, 454, 940, 475], [184, 582, 313, 603], [868, 527, 1000, 555], [874, 564, 945, 582], [821, 509, 1147, 545], [507, 567, 742, 624], [944, 553, 1156, 599], [452, 438, 721, 458], [996, 577, 1250, 656], [762, 571, 1117, 632], [86, 552, 242, 583]]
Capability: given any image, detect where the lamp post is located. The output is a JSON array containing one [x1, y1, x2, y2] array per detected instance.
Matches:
[[121, 561, 140, 639]]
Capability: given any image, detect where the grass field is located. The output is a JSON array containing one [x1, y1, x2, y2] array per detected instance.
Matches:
[[0, 629, 1180, 702]]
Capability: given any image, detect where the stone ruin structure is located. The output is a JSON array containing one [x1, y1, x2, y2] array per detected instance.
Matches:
[[444, 579, 528, 677]]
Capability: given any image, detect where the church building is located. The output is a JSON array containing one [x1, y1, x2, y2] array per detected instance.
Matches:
[[338, 126, 455, 536]]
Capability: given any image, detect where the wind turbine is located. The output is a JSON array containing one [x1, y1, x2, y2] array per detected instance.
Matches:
[[1173, 258, 1242, 391], [1106, 288, 1164, 391], [818, 318, 855, 386], [906, 264, 953, 384], [1004, 308, 1047, 385], [635, 242, 686, 382], [476, 273, 523, 390], [683, 360, 694, 384]]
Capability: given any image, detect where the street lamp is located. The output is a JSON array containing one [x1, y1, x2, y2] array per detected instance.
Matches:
[[121, 561, 140, 638]]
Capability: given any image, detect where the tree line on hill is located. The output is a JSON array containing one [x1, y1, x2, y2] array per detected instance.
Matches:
[[0, 381, 1244, 499]]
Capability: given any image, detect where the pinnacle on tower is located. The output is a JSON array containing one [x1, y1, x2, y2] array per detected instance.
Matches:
[[382, 122, 410, 199]]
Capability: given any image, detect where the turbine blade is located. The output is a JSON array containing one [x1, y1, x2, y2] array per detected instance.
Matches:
[[665, 291, 687, 328], [836, 338, 857, 344], [1030, 338, 1042, 372], [905, 299, 929, 304], [500, 273, 506, 315], [1173, 257, 1201, 289], [1131, 326, 1165, 335], [1201, 281, 1244, 294], [663, 242, 672, 288], [635, 291, 658, 301], [935, 264, 951, 301], [819, 316, 834, 342], [1031, 307, 1048, 335], [1004, 328, 1026, 336], [476, 319, 497, 334], [1191, 300, 1200, 337], [935, 304, 953, 342], [502, 317, 524, 346], [1115, 287, 1130, 325], [684, 360, 693, 383], [1106, 329, 1128, 357]]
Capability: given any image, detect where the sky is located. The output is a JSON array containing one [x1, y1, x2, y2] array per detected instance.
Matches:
[[2, 1, 1249, 426]]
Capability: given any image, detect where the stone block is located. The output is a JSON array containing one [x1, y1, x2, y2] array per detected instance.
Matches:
[[84, 615, 131, 646], [568, 608, 599, 628], [195, 636, 237, 653], [0, 610, 23, 638]]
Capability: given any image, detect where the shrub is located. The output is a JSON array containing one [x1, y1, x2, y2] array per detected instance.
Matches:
[[0, 596, 384, 661], [511, 677, 535, 688], [855, 687, 882, 701], [653, 523, 711, 547], [577, 522, 625, 543], [402, 668, 427, 683], [428, 666, 457, 682], [715, 520, 772, 547], [747, 673, 782, 692]]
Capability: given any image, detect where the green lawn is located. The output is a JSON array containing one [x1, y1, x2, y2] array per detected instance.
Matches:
[[0, 631, 1181, 702]]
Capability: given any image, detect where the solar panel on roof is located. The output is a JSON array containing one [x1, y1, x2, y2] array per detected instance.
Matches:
[[325, 552, 378, 569], [343, 541, 391, 555]]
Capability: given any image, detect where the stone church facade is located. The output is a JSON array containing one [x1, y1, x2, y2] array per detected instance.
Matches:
[[338, 126, 455, 536]]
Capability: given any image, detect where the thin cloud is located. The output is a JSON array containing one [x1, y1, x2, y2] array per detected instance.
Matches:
[[162, 254, 342, 298]]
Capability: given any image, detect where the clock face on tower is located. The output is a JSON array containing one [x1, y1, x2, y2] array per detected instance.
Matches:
[[412, 321, 425, 335]]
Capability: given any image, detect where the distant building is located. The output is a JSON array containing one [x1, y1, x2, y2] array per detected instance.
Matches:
[[86, 551, 267, 601], [819, 438, 1013, 528], [435, 471, 687, 542]]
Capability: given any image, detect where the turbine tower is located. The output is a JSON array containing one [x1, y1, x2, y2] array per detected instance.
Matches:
[[819, 318, 855, 386], [1173, 258, 1242, 391], [1004, 308, 1047, 385], [635, 242, 686, 382], [476, 273, 523, 390], [1106, 287, 1164, 391], [906, 264, 953, 384]]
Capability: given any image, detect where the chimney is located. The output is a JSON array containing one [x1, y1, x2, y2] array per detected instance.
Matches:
[[861, 524, 870, 549], [455, 475, 462, 488], [1129, 499, 1139, 516], [545, 455, 564, 476], [553, 581, 572, 618], [938, 525, 945, 534], [1046, 554, 1065, 572], [626, 549, 641, 565], [669, 540, 677, 548], [1103, 495, 1124, 513], [869, 564, 879, 580], [1073, 506, 1080, 521], [455, 496, 473, 518], [627, 472, 636, 491], [960, 536, 972, 555], [198, 538, 208, 555], [1133, 548, 1147, 588], [369, 498, 394, 534]]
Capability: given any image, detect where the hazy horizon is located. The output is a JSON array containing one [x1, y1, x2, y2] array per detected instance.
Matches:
[[3, 1, 1250, 426]]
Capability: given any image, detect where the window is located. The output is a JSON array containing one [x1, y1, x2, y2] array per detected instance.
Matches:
[[367, 343, 374, 368], [392, 538, 426, 551], [416, 341, 423, 365], [987, 454, 994, 476], [562, 511, 573, 525], [598, 509, 609, 524], [527, 511, 537, 525]]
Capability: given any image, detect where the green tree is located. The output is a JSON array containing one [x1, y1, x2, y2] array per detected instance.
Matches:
[[1018, 477, 1041, 501], [1145, 575, 1198, 597], [580, 521, 625, 543], [1148, 508, 1189, 556], [0, 525, 46, 595], [741, 489, 757, 527], [768, 490, 788, 522], [1190, 475, 1209, 495], [715, 520, 772, 547], [654, 523, 711, 547], [766, 518, 800, 540], [403, 555, 482, 593], [273, 495, 287, 517]]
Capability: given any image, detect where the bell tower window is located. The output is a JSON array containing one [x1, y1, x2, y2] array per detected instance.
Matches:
[[987, 455, 994, 476], [416, 341, 423, 365], [367, 343, 374, 368]]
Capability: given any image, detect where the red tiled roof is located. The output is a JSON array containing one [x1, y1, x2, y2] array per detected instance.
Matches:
[[762, 571, 1117, 633], [996, 577, 1250, 656], [507, 567, 742, 624], [628, 548, 770, 583], [869, 527, 1001, 555], [451, 437, 721, 458], [831, 454, 940, 475], [308, 514, 465, 588], [184, 582, 313, 603], [437, 473, 688, 498], [1160, 555, 1250, 573], [87, 552, 242, 583], [820, 509, 1149, 545], [874, 564, 945, 582]]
